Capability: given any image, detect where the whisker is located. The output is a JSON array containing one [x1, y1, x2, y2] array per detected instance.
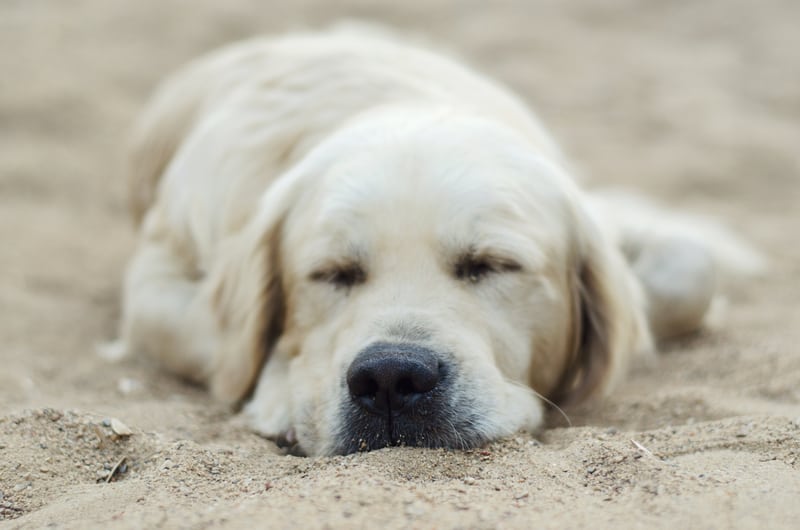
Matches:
[[445, 417, 468, 449], [531, 389, 572, 427]]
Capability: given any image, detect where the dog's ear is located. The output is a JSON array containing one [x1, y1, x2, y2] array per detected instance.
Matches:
[[204, 222, 284, 404], [202, 175, 301, 404], [549, 203, 653, 407]]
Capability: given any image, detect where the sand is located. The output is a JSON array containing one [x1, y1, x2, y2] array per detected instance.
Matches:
[[1, 0, 799, 528]]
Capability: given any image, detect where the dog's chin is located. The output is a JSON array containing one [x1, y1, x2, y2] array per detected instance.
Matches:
[[246, 363, 544, 456], [333, 406, 490, 455]]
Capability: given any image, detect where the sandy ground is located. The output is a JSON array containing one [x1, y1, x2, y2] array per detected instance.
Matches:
[[2, 0, 800, 528]]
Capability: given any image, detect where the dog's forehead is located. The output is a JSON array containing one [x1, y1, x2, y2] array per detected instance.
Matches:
[[313, 138, 568, 230], [282, 115, 577, 267]]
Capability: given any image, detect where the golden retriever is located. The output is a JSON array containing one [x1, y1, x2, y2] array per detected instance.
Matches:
[[116, 27, 762, 455]]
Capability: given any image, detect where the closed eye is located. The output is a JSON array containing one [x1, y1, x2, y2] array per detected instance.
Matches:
[[454, 252, 522, 284], [309, 262, 366, 289]]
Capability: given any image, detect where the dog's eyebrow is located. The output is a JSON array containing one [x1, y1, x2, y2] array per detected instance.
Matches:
[[306, 242, 368, 274]]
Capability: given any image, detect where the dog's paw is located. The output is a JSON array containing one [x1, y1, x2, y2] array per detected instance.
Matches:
[[634, 237, 716, 339]]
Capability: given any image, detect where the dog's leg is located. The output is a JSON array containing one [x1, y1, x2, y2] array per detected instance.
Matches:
[[589, 191, 763, 340], [630, 236, 716, 339], [120, 236, 218, 383]]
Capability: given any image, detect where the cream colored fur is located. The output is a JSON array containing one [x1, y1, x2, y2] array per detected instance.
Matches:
[[117, 27, 759, 455]]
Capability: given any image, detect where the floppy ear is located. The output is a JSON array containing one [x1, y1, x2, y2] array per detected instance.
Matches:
[[549, 204, 653, 407], [203, 220, 284, 404], [201, 174, 302, 404]]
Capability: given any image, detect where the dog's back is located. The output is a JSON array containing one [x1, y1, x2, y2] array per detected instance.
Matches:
[[127, 28, 561, 228]]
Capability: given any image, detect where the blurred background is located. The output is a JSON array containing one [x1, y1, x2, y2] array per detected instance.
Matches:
[[4, 0, 798, 206]]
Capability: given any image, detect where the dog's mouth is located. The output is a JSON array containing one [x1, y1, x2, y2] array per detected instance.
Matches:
[[333, 393, 488, 454], [329, 343, 488, 455], [270, 344, 491, 456]]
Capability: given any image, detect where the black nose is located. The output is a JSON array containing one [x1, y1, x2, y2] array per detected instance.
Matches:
[[346, 344, 440, 416]]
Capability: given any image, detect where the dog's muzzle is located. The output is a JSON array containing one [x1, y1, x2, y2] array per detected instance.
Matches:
[[335, 342, 484, 454]]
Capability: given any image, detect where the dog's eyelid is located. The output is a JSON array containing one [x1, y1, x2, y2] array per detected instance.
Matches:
[[488, 256, 524, 272], [309, 262, 367, 288], [454, 252, 522, 283]]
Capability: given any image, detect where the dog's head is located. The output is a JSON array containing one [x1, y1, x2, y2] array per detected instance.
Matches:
[[206, 109, 650, 455]]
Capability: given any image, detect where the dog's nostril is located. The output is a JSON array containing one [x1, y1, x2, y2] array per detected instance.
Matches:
[[396, 377, 414, 396], [348, 375, 379, 400], [346, 346, 440, 415]]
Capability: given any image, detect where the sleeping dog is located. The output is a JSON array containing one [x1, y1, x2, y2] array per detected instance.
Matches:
[[117, 27, 761, 455]]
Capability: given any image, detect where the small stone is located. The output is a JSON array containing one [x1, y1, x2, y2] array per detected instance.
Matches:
[[463, 476, 476, 485], [110, 418, 133, 437], [102, 419, 111, 427]]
